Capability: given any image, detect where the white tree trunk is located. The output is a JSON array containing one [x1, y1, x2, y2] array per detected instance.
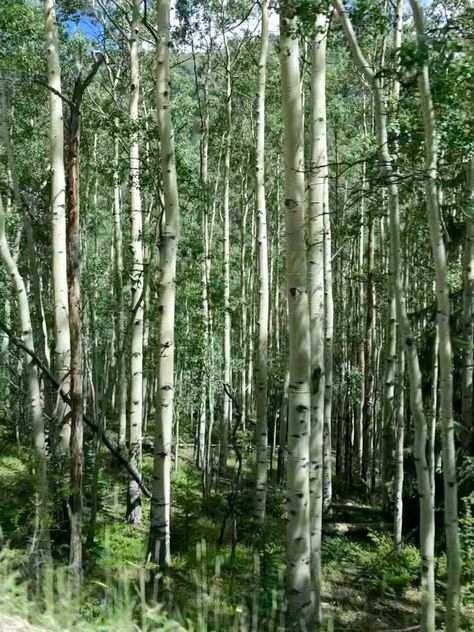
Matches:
[[254, 0, 270, 525], [409, 4, 461, 629], [323, 145, 333, 514], [43, 0, 70, 453], [279, 4, 312, 624], [113, 125, 127, 451], [0, 194, 49, 561], [127, 0, 144, 524], [394, 331, 405, 550], [148, 0, 180, 567], [462, 157, 474, 449], [308, 11, 328, 624], [333, 3, 436, 629], [219, 30, 232, 477]]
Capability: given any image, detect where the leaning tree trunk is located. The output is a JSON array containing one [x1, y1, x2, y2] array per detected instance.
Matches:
[[332, 3, 436, 629], [0, 194, 49, 566], [127, 0, 144, 524], [0, 83, 50, 371], [409, 4, 461, 629], [43, 0, 71, 454], [279, 3, 313, 625], [254, 0, 270, 526], [148, 0, 180, 567]]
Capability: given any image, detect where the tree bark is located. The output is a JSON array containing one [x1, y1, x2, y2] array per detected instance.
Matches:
[[254, 0, 270, 526], [127, 0, 144, 524], [462, 157, 474, 451], [332, 3, 436, 629], [113, 123, 127, 451], [0, 194, 50, 565], [308, 10, 328, 624], [148, 0, 180, 567], [219, 28, 232, 477], [43, 0, 71, 454], [66, 89, 83, 586], [279, 3, 313, 624], [409, 4, 461, 630]]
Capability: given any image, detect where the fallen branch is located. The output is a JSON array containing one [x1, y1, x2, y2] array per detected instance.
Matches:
[[351, 526, 419, 583], [0, 320, 151, 499]]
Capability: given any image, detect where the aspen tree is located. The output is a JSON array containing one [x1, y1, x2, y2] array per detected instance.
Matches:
[[279, 2, 312, 623], [219, 24, 232, 476], [332, 2, 436, 629], [191, 42, 212, 474], [127, 0, 144, 524], [67, 84, 83, 583], [240, 168, 249, 432], [65, 54, 103, 583], [0, 194, 49, 564], [394, 331, 405, 549], [148, 0, 180, 567], [254, 0, 270, 525], [43, 0, 71, 453], [382, 0, 403, 511], [0, 84, 50, 371], [362, 211, 374, 484], [113, 125, 127, 450], [462, 157, 474, 449], [323, 144, 333, 513], [308, 9, 328, 623], [409, 3, 461, 628]]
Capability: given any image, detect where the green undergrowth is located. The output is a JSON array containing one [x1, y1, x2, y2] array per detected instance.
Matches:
[[323, 530, 421, 597], [1, 451, 474, 630]]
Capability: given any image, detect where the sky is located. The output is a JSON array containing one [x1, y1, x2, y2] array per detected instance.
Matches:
[[66, 1, 432, 43]]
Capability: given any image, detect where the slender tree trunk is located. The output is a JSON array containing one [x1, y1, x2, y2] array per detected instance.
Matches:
[[67, 95, 83, 584], [127, 0, 144, 524], [409, 4, 461, 629], [219, 30, 232, 477], [148, 0, 180, 567], [0, 84, 50, 371], [43, 0, 71, 453], [355, 162, 365, 475], [240, 172, 249, 432], [382, 0, 403, 513], [382, 264, 397, 509], [113, 124, 127, 451], [362, 210, 374, 485], [308, 11, 328, 624], [333, 3, 436, 629], [462, 157, 474, 451], [279, 4, 312, 624], [0, 194, 49, 565], [394, 330, 405, 550], [277, 369, 289, 485], [430, 324, 439, 500], [323, 144, 333, 514], [254, 0, 270, 525]]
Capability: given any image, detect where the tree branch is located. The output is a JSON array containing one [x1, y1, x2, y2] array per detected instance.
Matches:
[[0, 320, 151, 500]]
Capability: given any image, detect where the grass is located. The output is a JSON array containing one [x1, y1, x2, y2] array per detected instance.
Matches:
[[0, 446, 473, 630]]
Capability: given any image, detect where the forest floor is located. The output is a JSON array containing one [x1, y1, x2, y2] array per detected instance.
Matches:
[[1, 444, 473, 631]]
